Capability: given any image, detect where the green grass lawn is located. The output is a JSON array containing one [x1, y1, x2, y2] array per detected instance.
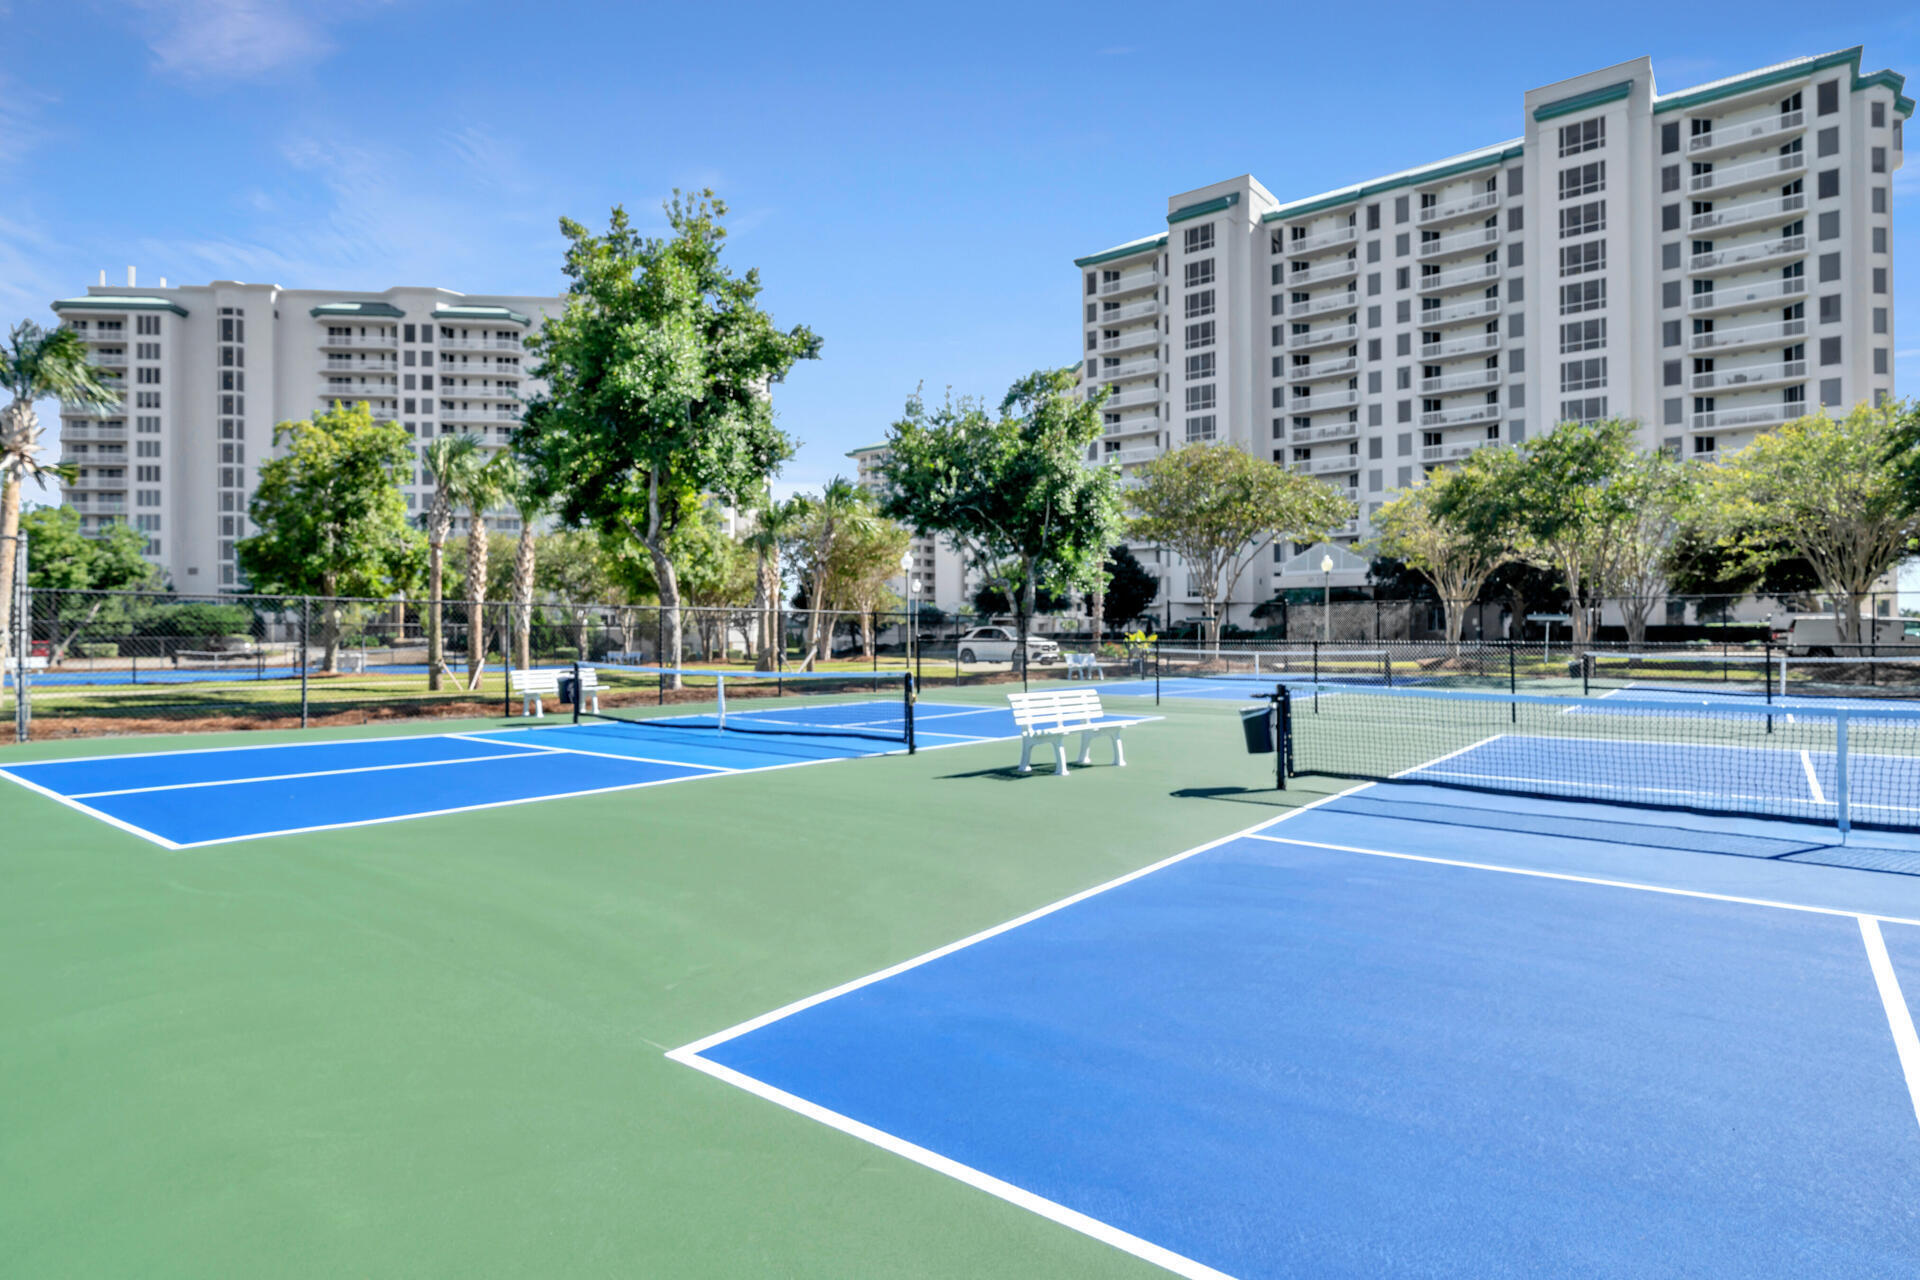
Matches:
[[0, 688, 1332, 1277]]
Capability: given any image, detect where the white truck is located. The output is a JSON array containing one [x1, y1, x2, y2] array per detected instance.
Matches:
[[1770, 613, 1920, 656]]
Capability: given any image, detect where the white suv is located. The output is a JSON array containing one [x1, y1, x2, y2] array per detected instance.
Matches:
[[956, 626, 1062, 665]]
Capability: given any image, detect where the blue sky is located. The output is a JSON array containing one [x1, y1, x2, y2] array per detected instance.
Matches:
[[5, 0, 1916, 502]]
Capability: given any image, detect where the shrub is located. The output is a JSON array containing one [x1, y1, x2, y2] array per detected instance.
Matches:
[[548, 647, 579, 662], [77, 642, 119, 659]]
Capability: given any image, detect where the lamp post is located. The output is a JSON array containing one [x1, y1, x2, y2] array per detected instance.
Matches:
[[900, 550, 914, 672], [1320, 553, 1334, 642]]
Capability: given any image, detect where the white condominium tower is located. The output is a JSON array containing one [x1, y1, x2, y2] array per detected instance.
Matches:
[[1076, 47, 1906, 616], [50, 277, 563, 591]]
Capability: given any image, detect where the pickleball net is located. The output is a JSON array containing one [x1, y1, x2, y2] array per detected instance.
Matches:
[[1279, 683, 1920, 834], [1583, 650, 1920, 702], [573, 663, 915, 749], [1156, 647, 1392, 690]]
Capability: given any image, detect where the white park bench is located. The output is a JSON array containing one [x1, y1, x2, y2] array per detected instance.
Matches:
[[509, 667, 559, 717], [1063, 651, 1106, 680], [1006, 688, 1127, 777], [572, 666, 600, 714]]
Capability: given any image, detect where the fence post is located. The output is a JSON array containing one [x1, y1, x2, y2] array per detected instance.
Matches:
[[299, 597, 310, 730], [502, 601, 513, 720], [12, 533, 28, 743]]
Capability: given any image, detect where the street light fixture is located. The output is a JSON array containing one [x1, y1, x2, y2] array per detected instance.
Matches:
[[1320, 553, 1334, 641], [900, 550, 914, 673]]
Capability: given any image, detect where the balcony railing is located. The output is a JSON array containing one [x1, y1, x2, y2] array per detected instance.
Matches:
[[1687, 234, 1807, 274], [89, 351, 128, 368], [1687, 275, 1806, 315], [1692, 402, 1802, 432], [1687, 110, 1806, 157], [1420, 331, 1501, 361], [1293, 420, 1359, 444], [1287, 291, 1359, 320], [1097, 270, 1160, 297], [1420, 367, 1501, 395], [1419, 436, 1498, 463], [437, 336, 524, 352], [1280, 224, 1359, 257], [437, 383, 520, 401], [1416, 225, 1499, 261], [1688, 317, 1807, 353], [60, 424, 128, 441], [440, 406, 520, 423], [325, 357, 400, 373], [1285, 257, 1359, 288], [1090, 445, 1160, 467], [1419, 402, 1502, 429], [1097, 357, 1161, 383], [1289, 454, 1361, 476], [1289, 388, 1360, 413], [1288, 323, 1359, 351], [438, 359, 524, 377], [319, 333, 399, 350], [66, 495, 128, 512], [1103, 413, 1160, 437], [319, 386, 398, 402], [1690, 359, 1808, 392], [1104, 387, 1160, 410], [72, 326, 127, 341], [1416, 260, 1500, 295], [1096, 299, 1160, 327], [1416, 190, 1499, 226], [1287, 355, 1359, 383], [1098, 328, 1159, 354], [1687, 150, 1806, 196], [1688, 192, 1807, 235], [1418, 296, 1501, 330]]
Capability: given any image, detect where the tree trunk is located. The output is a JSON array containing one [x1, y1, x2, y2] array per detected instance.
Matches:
[[321, 574, 341, 674], [511, 526, 535, 672], [464, 514, 489, 689], [1090, 580, 1106, 650], [645, 540, 683, 688], [0, 476, 20, 666], [426, 530, 448, 690]]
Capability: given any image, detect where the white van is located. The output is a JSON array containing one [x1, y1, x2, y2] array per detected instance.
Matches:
[[1771, 613, 1920, 656]]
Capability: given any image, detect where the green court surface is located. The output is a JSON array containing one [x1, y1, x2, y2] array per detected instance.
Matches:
[[0, 687, 1274, 1279]]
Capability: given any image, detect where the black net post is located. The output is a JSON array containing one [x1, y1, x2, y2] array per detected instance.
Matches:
[[657, 608, 665, 706], [299, 597, 310, 730], [1508, 638, 1518, 723], [571, 660, 583, 725], [904, 671, 916, 754], [502, 601, 513, 719], [1153, 637, 1161, 705], [1275, 686, 1293, 787]]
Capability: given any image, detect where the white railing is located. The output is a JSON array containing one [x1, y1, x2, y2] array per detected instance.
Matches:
[[1688, 110, 1805, 155], [74, 326, 127, 340], [1289, 454, 1360, 476], [1286, 257, 1358, 287], [1104, 387, 1161, 410], [1420, 367, 1501, 395], [1417, 225, 1499, 260], [437, 336, 524, 351], [1416, 260, 1500, 293], [1689, 192, 1806, 234], [1288, 323, 1360, 350], [1288, 355, 1359, 382], [1419, 296, 1501, 329], [319, 333, 399, 349], [1098, 357, 1160, 382], [67, 495, 128, 512], [1420, 331, 1501, 360], [1097, 270, 1159, 296], [1090, 445, 1160, 467], [1688, 317, 1806, 353], [1289, 388, 1360, 413], [1098, 328, 1158, 354], [1096, 299, 1159, 327], [1417, 190, 1499, 224], [1104, 413, 1160, 437], [1690, 360, 1808, 392], [1287, 292, 1359, 319], [438, 383, 520, 401], [1419, 403, 1501, 429], [1688, 275, 1806, 314], [439, 359, 524, 376], [1688, 151, 1806, 196], [1688, 234, 1806, 273], [319, 384, 397, 400], [1692, 403, 1801, 431], [89, 351, 128, 368], [1280, 224, 1358, 256], [1294, 420, 1359, 444], [1420, 436, 1498, 462], [325, 357, 400, 373], [60, 425, 129, 441]]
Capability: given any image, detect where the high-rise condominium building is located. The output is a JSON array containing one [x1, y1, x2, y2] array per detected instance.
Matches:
[[50, 277, 564, 591], [1075, 47, 1907, 621]]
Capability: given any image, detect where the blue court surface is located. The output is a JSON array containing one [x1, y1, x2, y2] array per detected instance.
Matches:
[[1596, 681, 1920, 714], [672, 783, 1920, 1279], [0, 699, 1139, 848]]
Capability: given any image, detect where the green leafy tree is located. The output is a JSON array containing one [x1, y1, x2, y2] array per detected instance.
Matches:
[[1369, 467, 1510, 649], [1607, 447, 1698, 647], [516, 194, 820, 686], [1126, 442, 1352, 646], [2, 321, 120, 660], [827, 516, 912, 659], [792, 478, 879, 662], [419, 432, 482, 689], [743, 495, 807, 670], [1697, 402, 1920, 644], [1663, 523, 1820, 602], [879, 369, 1123, 648], [20, 505, 161, 662], [1097, 545, 1159, 631], [534, 528, 624, 658], [237, 403, 423, 672], [973, 570, 1064, 617]]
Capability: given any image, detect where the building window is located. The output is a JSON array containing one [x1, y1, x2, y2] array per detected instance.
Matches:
[[1559, 241, 1605, 277], [1559, 318, 1606, 353], [1560, 357, 1607, 392], [1183, 258, 1215, 287], [1558, 118, 1604, 157], [1184, 224, 1215, 253], [1185, 353, 1216, 380], [1185, 290, 1215, 319], [1185, 321, 1215, 349], [1560, 396, 1607, 424], [1557, 161, 1605, 200], [1558, 201, 1606, 239], [1185, 415, 1217, 442], [1185, 384, 1216, 411]]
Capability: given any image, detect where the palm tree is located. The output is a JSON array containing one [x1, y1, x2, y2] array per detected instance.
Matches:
[[745, 495, 806, 671], [458, 450, 512, 689], [801, 477, 878, 664], [495, 457, 547, 674], [420, 433, 481, 690], [1, 322, 120, 662]]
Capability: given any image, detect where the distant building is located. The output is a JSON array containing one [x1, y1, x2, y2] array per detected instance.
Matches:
[[846, 442, 976, 614]]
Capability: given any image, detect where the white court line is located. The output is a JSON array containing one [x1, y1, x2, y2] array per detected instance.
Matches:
[[0, 720, 531, 769], [1247, 833, 1920, 929], [66, 746, 558, 798], [0, 766, 184, 850], [1859, 917, 1920, 1135], [1801, 750, 1828, 805], [445, 733, 734, 773]]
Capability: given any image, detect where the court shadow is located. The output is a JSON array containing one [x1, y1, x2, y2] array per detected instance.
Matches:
[[1171, 785, 1295, 811]]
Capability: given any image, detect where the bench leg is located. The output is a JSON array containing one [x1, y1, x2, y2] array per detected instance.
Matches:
[[1017, 737, 1036, 775], [1075, 730, 1096, 766], [1109, 730, 1126, 768], [588, 691, 599, 714], [1051, 738, 1069, 777]]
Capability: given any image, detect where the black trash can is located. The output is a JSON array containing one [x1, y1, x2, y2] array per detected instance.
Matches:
[[1241, 703, 1274, 754], [558, 675, 580, 706]]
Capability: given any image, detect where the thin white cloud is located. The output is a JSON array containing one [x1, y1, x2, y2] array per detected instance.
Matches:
[[123, 0, 392, 82]]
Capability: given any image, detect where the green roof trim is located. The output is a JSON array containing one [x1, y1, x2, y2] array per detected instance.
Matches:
[[1167, 192, 1239, 224], [1259, 144, 1524, 224], [846, 442, 890, 458], [1073, 234, 1167, 268], [433, 304, 532, 327], [309, 301, 406, 319], [1652, 46, 1860, 114], [1533, 80, 1633, 122], [51, 295, 188, 317], [1852, 68, 1914, 117]]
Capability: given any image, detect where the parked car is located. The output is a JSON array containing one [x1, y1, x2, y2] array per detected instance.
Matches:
[[956, 626, 1062, 665], [1771, 613, 1920, 656]]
